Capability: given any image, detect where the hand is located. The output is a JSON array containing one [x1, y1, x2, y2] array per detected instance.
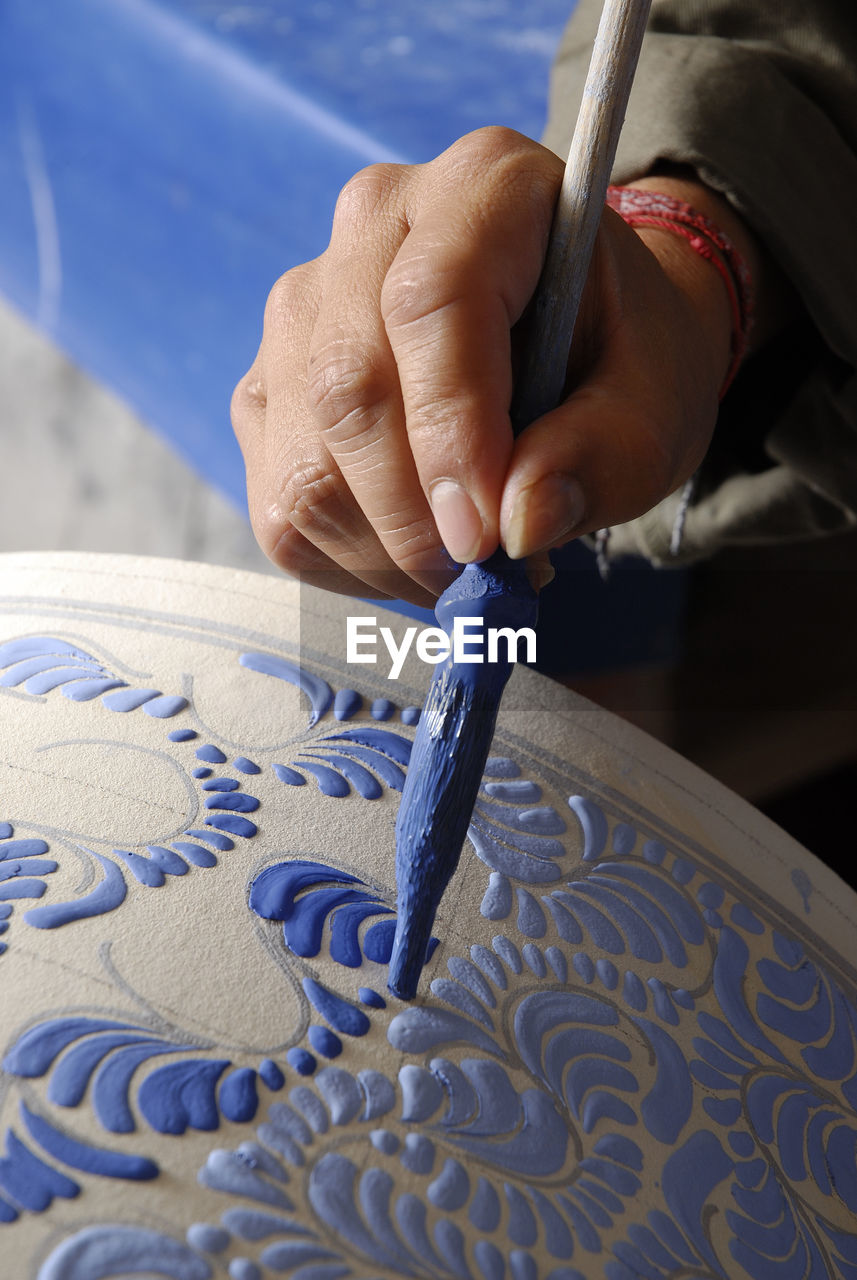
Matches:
[[232, 127, 753, 605]]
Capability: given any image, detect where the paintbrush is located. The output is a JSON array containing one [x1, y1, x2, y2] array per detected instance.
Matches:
[[387, 0, 653, 1000]]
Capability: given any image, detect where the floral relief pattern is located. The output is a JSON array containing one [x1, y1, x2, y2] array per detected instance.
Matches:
[[0, 627, 856, 1280]]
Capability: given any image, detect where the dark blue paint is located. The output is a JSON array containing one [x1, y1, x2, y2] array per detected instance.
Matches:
[[205, 790, 259, 813], [333, 689, 362, 721], [301, 753, 382, 800], [302, 979, 370, 1038], [20, 1102, 158, 1181], [219, 1068, 259, 1124], [389, 556, 538, 999], [272, 763, 306, 787], [138, 1058, 230, 1134], [299, 762, 350, 798], [258, 1059, 285, 1092], [287, 1048, 316, 1077], [206, 813, 257, 838], [0, 1125, 79, 1210], [358, 987, 386, 1009], [307, 1027, 342, 1060]]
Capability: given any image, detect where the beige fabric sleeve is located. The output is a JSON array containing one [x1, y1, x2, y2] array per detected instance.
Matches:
[[542, 0, 857, 564]]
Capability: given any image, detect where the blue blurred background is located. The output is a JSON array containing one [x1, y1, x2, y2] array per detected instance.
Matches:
[[0, 0, 571, 508]]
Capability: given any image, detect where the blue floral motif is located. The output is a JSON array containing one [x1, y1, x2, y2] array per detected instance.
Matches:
[[6, 630, 857, 1279], [0, 635, 187, 717], [2, 1016, 274, 1139]]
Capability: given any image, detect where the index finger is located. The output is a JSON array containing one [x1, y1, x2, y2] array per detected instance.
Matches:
[[380, 130, 564, 564]]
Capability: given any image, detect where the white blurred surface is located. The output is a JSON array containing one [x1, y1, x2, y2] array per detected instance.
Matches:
[[0, 299, 274, 574]]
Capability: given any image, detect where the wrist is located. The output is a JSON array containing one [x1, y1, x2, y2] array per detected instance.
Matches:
[[612, 176, 755, 396]]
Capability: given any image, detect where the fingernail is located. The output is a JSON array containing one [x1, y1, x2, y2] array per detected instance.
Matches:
[[505, 473, 585, 560], [430, 480, 483, 564], [527, 557, 556, 593]]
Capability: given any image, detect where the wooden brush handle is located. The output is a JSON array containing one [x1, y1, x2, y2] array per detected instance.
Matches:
[[511, 0, 653, 433]]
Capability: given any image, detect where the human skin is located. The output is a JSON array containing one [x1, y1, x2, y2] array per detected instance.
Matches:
[[232, 126, 778, 607]]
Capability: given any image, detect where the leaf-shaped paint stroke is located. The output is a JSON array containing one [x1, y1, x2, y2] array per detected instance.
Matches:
[[468, 765, 568, 890], [249, 860, 393, 967], [23, 852, 127, 930]]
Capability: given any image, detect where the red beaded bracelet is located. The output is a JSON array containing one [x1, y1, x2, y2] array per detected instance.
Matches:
[[606, 184, 755, 397]]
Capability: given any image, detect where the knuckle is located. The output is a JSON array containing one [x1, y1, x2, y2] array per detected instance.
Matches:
[[334, 163, 402, 227], [230, 369, 266, 423], [263, 262, 317, 335], [306, 343, 387, 443], [278, 458, 350, 539]]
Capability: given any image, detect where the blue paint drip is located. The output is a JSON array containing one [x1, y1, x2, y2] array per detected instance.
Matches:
[[169, 728, 198, 741], [24, 853, 126, 928], [287, 1048, 316, 1076], [20, 1102, 158, 1180], [0, 1126, 79, 1210], [100, 687, 159, 711], [170, 843, 218, 868], [388, 556, 538, 999], [220, 1069, 259, 1123], [300, 762, 351, 797], [0, 838, 48, 859], [187, 1224, 230, 1254], [201, 777, 240, 791], [196, 744, 227, 763], [272, 763, 307, 786], [185, 830, 234, 851], [302, 752, 383, 799], [142, 694, 188, 717], [359, 987, 386, 1009], [568, 796, 608, 861], [317, 741, 406, 791], [259, 1059, 285, 1091], [308, 1026, 342, 1059], [63, 677, 128, 701], [112, 849, 165, 888], [192, 767, 212, 778], [334, 688, 362, 720], [0, 823, 12, 839], [37, 1225, 212, 1280], [239, 652, 333, 726], [233, 756, 261, 774], [401, 706, 421, 725], [371, 698, 395, 720], [205, 791, 259, 813], [206, 814, 257, 838], [303, 979, 370, 1036]]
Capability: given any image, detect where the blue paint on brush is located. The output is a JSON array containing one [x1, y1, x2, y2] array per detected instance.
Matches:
[[388, 554, 537, 1000]]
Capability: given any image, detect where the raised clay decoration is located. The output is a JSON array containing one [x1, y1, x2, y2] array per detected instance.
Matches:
[[0, 551, 856, 1280]]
